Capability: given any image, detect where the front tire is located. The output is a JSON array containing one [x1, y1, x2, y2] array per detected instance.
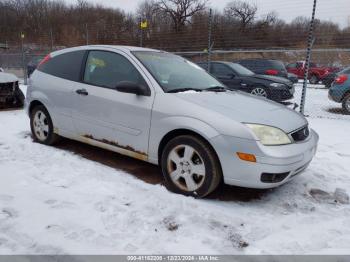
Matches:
[[30, 105, 59, 145], [250, 86, 270, 99], [342, 94, 350, 115], [161, 135, 222, 198]]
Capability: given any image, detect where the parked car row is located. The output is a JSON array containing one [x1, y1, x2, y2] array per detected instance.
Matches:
[[286, 61, 340, 86], [236, 59, 299, 84], [234, 58, 341, 87], [26, 45, 319, 198]]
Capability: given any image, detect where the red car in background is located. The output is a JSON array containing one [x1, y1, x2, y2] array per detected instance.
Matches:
[[286, 61, 340, 85]]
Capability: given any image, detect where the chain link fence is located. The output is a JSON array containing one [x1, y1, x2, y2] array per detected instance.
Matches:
[[1, 4, 349, 120]]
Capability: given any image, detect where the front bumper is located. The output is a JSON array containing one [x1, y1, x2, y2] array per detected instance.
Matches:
[[270, 86, 295, 101], [0, 81, 24, 108], [210, 129, 319, 189]]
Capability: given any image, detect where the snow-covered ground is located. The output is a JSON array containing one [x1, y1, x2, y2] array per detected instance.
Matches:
[[0, 85, 349, 255], [291, 82, 349, 121]]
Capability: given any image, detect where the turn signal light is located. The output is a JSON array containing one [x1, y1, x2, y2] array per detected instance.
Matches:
[[237, 152, 257, 163]]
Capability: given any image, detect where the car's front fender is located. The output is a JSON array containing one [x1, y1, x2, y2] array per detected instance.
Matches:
[[147, 116, 221, 164]]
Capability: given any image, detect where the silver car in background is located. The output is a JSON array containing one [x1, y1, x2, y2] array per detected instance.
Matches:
[[26, 45, 319, 198]]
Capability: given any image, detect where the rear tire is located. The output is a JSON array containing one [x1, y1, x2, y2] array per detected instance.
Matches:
[[342, 94, 350, 115], [161, 135, 222, 198], [309, 75, 319, 85], [30, 105, 59, 145]]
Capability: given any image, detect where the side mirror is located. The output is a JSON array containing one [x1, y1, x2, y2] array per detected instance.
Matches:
[[115, 81, 151, 96]]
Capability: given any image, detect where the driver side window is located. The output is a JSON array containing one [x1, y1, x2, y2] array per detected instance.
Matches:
[[83, 50, 146, 89]]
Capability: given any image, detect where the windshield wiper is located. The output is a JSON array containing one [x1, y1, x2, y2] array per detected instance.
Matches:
[[204, 86, 227, 92], [167, 88, 202, 93]]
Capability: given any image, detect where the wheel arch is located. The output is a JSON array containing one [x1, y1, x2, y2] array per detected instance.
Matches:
[[342, 90, 350, 101], [157, 129, 223, 174], [308, 71, 320, 79], [28, 100, 46, 115]]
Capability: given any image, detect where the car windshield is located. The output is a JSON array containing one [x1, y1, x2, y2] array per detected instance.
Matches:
[[228, 63, 254, 76], [132, 51, 225, 92]]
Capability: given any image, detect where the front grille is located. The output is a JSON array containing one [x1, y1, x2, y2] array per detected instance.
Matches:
[[291, 125, 309, 142], [0, 82, 15, 96]]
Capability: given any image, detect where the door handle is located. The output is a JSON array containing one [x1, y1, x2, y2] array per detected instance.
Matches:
[[75, 89, 88, 96]]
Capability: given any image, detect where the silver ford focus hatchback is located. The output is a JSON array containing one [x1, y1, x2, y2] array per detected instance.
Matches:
[[26, 45, 319, 198]]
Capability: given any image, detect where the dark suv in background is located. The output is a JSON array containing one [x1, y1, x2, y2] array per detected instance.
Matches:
[[198, 61, 295, 102], [237, 59, 298, 83]]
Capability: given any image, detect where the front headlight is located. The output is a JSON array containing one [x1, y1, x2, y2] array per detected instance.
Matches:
[[270, 83, 285, 88], [245, 124, 292, 145]]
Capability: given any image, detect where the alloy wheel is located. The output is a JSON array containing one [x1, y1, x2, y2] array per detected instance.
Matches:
[[33, 110, 49, 141], [167, 144, 206, 192], [251, 87, 267, 97]]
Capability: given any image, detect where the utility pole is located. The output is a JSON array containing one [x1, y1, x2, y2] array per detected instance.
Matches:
[[85, 23, 89, 45], [140, 17, 143, 47], [207, 8, 213, 73], [139, 16, 148, 47], [20, 32, 27, 85], [300, 0, 317, 115], [50, 28, 54, 50]]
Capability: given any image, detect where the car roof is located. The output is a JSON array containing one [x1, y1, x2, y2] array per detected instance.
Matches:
[[238, 58, 280, 62], [50, 45, 162, 57], [198, 61, 236, 65]]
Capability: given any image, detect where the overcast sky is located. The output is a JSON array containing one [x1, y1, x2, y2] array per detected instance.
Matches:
[[65, 0, 350, 28]]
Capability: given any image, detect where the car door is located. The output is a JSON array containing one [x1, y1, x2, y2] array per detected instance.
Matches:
[[70, 49, 154, 160], [211, 63, 242, 90]]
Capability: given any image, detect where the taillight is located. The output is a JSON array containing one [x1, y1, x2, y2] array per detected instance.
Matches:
[[38, 54, 51, 68], [335, 75, 348, 84], [266, 69, 278, 75]]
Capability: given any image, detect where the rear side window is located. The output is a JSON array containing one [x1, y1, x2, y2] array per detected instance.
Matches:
[[266, 60, 286, 71], [38, 51, 86, 82], [212, 63, 233, 76], [287, 63, 297, 69], [238, 60, 255, 69], [83, 50, 146, 89]]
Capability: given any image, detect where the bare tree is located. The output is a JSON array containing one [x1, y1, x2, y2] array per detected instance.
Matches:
[[261, 11, 278, 26], [155, 0, 208, 32], [224, 0, 257, 31]]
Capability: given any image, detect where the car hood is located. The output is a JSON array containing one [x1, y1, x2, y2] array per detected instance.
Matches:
[[0, 72, 18, 83], [175, 91, 306, 133], [250, 74, 292, 85]]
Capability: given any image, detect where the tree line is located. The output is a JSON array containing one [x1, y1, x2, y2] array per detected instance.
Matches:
[[0, 0, 349, 51]]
